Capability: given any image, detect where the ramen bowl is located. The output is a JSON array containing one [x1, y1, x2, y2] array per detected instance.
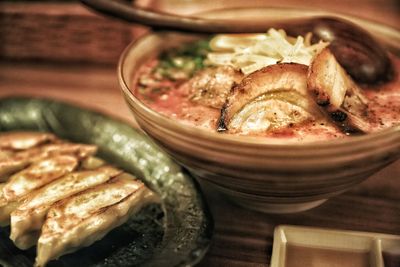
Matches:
[[118, 9, 400, 213]]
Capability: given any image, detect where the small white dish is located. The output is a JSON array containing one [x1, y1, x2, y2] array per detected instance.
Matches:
[[271, 225, 400, 267]]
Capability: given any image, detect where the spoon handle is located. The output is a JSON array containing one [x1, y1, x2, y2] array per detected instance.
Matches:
[[80, 0, 314, 33]]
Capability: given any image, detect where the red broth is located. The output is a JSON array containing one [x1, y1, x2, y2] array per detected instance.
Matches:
[[133, 56, 400, 142]]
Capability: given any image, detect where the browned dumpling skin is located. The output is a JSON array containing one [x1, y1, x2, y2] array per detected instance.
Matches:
[[39, 143, 97, 159], [35, 173, 159, 267], [0, 154, 29, 182], [0, 132, 57, 181], [80, 156, 105, 170], [0, 132, 56, 150], [0, 143, 97, 182], [2, 155, 78, 202], [0, 183, 18, 226], [0, 134, 98, 225], [0, 149, 13, 160], [10, 166, 122, 249], [0, 155, 79, 225]]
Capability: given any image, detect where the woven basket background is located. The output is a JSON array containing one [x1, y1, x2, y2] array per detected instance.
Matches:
[[0, 2, 146, 65]]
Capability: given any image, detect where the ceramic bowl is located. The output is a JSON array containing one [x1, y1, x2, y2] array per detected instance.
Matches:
[[118, 9, 400, 213]]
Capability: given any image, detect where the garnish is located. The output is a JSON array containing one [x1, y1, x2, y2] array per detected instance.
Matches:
[[207, 29, 328, 75]]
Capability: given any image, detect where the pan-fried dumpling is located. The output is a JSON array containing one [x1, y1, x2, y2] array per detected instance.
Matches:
[[10, 166, 122, 249], [0, 201, 18, 226], [0, 134, 98, 224], [0, 155, 79, 225], [0, 184, 19, 226], [0, 143, 97, 182], [0, 132, 56, 150], [35, 173, 159, 267], [3, 155, 78, 202], [80, 156, 105, 170], [0, 149, 14, 161], [0, 148, 40, 182], [39, 143, 97, 159], [0, 150, 28, 182]]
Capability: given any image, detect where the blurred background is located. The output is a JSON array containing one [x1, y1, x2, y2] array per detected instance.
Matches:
[[1, 0, 399, 66]]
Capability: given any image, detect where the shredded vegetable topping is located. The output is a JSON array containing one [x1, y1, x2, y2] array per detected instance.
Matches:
[[206, 29, 329, 75]]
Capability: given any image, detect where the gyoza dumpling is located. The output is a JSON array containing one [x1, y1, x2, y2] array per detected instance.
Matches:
[[10, 166, 122, 249], [0, 184, 18, 226], [0, 155, 78, 226], [2, 155, 78, 202], [0, 132, 56, 150], [35, 173, 159, 267], [0, 149, 14, 162], [0, 143, 97, 181], [39, 143, 97, 159], [80, 156, 105, 170], [0, 143, 97, 225], [0, 149, 28, 182]]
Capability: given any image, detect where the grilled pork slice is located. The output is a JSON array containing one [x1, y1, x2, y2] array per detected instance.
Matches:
[[0, 132, 56, 150], [219, 63, 323, 133], [2, 155, 78, 202], [184, 65, 243, 109], [0, 143, 97, 182], [10, 166, 122, 249], [35, 173, 159, 267], [307, 47, 371, 133]]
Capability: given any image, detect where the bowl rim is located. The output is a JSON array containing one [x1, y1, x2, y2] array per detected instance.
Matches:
[[118, 7, 400, 149]]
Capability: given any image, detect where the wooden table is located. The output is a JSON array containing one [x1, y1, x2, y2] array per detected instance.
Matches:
[[0, 1, 399, 266]]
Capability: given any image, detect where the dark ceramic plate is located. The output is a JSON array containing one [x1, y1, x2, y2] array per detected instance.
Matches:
[[0, 97, 213, 267]]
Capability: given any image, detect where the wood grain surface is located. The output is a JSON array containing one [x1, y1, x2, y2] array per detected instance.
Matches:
[[0, 0, 399, 266]]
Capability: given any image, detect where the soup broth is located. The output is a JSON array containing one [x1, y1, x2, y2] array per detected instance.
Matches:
[[133, 34, 400, 142]]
